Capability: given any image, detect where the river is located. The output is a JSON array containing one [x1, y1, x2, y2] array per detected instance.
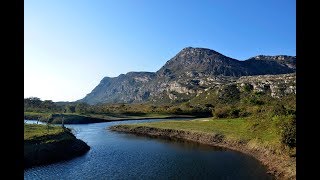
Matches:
[[24, 118, 273, 180]]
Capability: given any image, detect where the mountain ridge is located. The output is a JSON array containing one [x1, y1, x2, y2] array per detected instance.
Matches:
[[78, 47, 296, 104]]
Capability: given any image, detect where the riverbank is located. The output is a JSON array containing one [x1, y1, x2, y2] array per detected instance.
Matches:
[[24, 112, 195, 124], [24, 124, 90, 168], [109, 118, 296, 180]]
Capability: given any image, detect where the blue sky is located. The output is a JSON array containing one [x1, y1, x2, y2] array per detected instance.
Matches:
[[24, 0, 296, 102]]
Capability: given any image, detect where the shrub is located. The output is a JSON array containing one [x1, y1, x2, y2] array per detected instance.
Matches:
[[189, 106, 212, 117], [243, 84, 253, 92], [279, 116, 296, 148], [239, 110, 250, 117], [213, 106, 231, 118], [286, 109, 296, 116], [218, 84, 240, 103], [272, 104, 287, 116], [212, 106, 249, 118], [249, 97, 265, 105], [205, 103, 214, 108], [169, 107, 183, 114], [230, 108, 241, 118]]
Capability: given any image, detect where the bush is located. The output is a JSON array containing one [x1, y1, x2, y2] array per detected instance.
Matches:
[[249, 97, 265, 105], [230, 108, 240, 118], [286, 109, 296, 116], [243, 84, 253, 92], [213, 106, 231, 118], [213, 106, 249, 119], [218, 84, 240, 103], [280, 117, 296, 148], [272, 104, 287, 116], [169, 107, 183, 114], [189, 106, 212, 117], [239, 110, 250, 117]]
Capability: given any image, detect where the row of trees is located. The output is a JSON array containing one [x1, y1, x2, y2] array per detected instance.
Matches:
[[24, 97, 89, 114], [24, 97, 213, 117], [24, 97, 61, 112]]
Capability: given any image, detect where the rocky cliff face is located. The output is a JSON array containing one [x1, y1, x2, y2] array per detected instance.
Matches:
[[80, 72, 156, 104], [78, 47, 296, 104]]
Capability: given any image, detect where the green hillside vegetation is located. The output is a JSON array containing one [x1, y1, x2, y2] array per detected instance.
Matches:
[[188, 83, 295, 119]]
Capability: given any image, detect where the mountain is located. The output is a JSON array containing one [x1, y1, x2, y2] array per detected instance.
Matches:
[[78, 47, 296, 104]]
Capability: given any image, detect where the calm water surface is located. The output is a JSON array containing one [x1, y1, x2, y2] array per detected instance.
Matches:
[[24, 119, 273, 180]]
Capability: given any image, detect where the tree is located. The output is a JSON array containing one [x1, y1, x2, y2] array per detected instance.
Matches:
[[42, 100, 55, 110], [75, 103, 89, 114], [24, 97, 42, 109], [65, 105, 76, 113], [218, 84, 240, 104], [281, 117, 296, 148]]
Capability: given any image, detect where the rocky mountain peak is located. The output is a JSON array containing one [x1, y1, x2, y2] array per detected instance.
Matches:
[[157, 47, 241, 77], [78, 47, 296, 104], [175, 47, 227, 61]]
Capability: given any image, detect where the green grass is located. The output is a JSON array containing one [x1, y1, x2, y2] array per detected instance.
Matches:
[[126, 117, 282, 146], [24, 124, 65, 141]]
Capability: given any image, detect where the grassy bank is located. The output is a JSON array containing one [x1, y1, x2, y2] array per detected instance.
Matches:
[[24, 124, 90, 168], [110, 117, 296, 179], [129, 118, 283, 147], [24, 124, 65, 140], [24, 112, 52, 121]]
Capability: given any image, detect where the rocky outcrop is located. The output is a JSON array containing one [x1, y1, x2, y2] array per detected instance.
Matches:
[[78, 47, 296, 104], [236, 73, 296, 98]]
